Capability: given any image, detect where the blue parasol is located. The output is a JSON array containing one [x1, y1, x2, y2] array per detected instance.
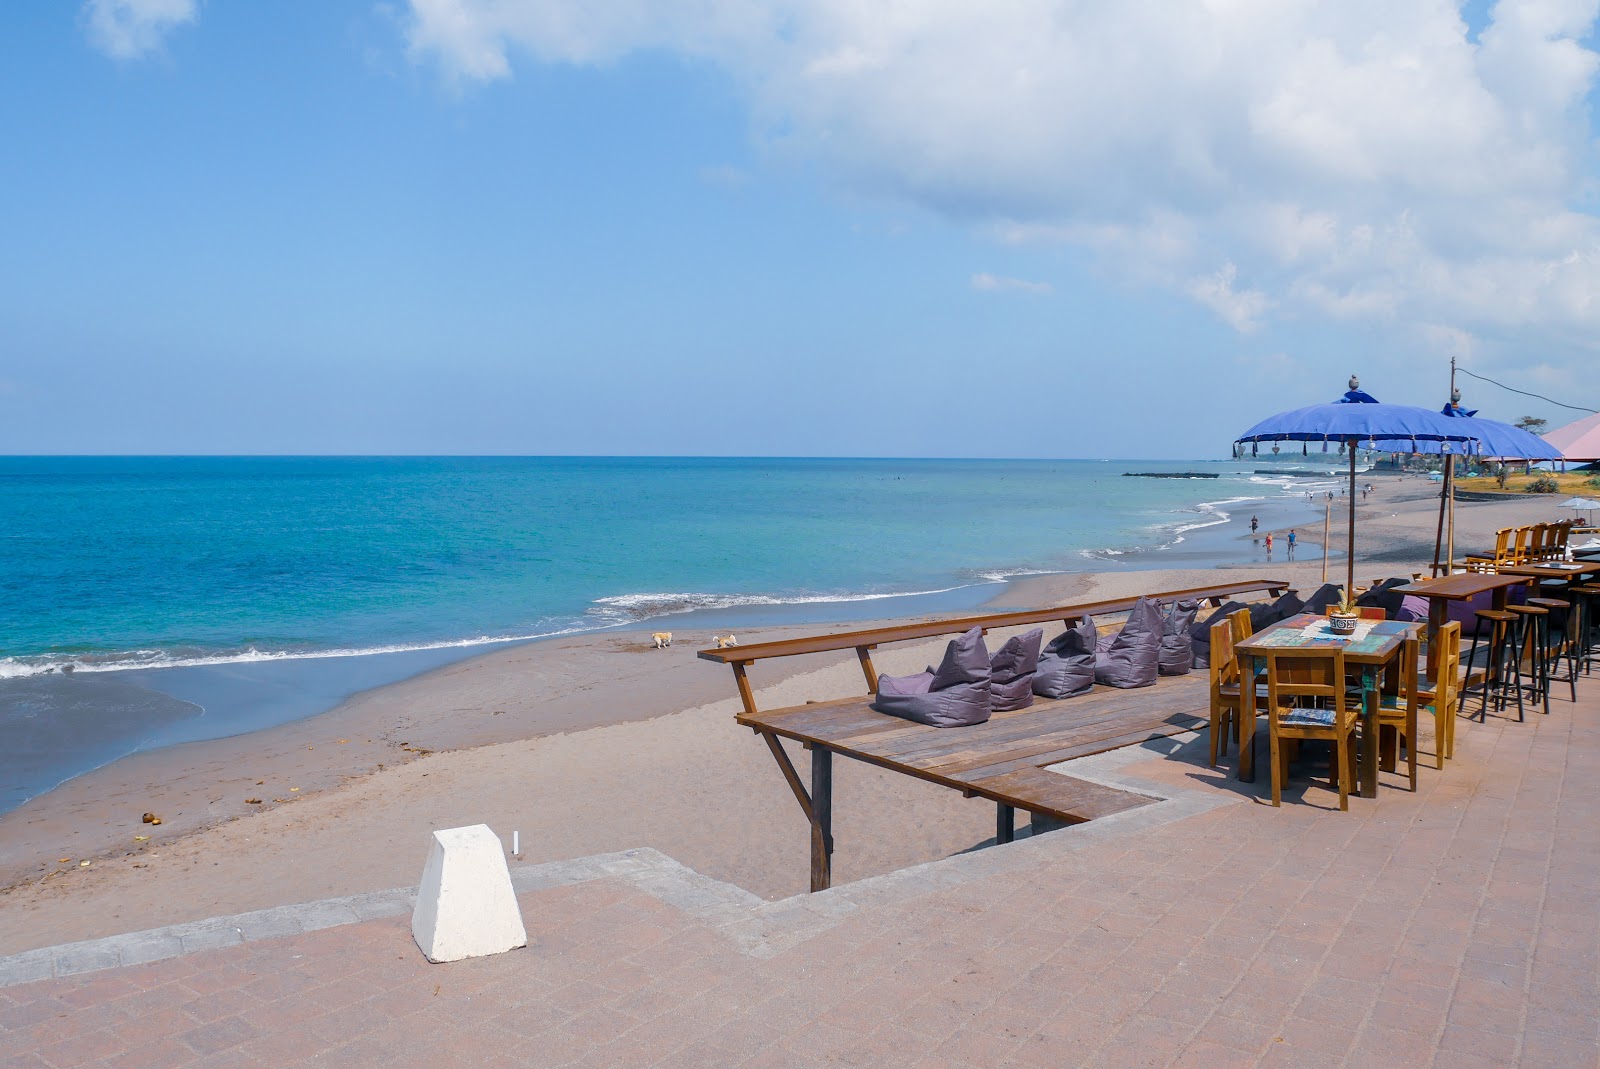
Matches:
[[1366, 393, 1559, 574], [1234, 376, 1480, 597], [1372, 402, 1557, 461]]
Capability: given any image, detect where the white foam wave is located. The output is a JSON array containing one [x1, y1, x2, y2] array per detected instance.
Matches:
[[587, 584, 978, 622], [972, 567, 1062, 582], [0, 625, 604, 681]]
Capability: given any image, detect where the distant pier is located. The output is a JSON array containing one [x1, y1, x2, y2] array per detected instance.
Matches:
[[1122, 472, 1219, 479]]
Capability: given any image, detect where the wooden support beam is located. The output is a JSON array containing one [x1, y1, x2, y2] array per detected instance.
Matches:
[[811, 747, 834, 893], [996, 803, 1014, 845], [731, 661, 758, 717], [855, 646, 879, 694], [759, 731, 814, 825]]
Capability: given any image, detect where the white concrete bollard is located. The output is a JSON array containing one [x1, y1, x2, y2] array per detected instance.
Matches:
[[412, 824, 528, 963]]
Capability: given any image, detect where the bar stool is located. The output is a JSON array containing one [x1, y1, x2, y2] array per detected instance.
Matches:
[[1528, 597, 1579, 703], [1459, 608, 1525, 723], [1506, 604, 1550, 716], [1571, 583, 1600, 674]]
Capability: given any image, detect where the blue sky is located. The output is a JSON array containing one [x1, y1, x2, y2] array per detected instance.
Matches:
[[2, 1, 1598, 458]]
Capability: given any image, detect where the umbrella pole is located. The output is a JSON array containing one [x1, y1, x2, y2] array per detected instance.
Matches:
[[1322, 497, 1329, 583], [1447, 461, 1457, 572], [1347, 444, 1357, 599], [1431, 459, 1448, 576]]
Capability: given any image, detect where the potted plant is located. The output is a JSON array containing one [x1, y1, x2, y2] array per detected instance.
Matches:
[[1328, 591, 1359, 635]]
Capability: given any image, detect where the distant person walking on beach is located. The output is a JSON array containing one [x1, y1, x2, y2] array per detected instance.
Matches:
[[1250, 515, 1259, 536], [1264, 532, 1273, 559], [1287, 529, 1297, 560]]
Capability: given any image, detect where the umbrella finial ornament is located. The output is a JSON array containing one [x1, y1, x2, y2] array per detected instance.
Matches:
[[1349, 374, 1360, 392], [1450, 385, 1461, 406]]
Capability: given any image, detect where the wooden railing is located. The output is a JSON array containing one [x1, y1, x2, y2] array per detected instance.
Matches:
[[698, 579, 1295, 716]]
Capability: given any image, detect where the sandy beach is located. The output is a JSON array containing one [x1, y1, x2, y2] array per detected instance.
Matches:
[[0, 476, 1574, 956]]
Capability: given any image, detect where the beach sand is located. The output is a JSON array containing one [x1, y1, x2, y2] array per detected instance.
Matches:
[[0, 476, 1570, 955]]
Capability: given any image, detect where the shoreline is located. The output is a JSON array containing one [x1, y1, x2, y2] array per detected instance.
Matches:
[[0, 469, 1335, 818], [0, 475, 1566, 954]]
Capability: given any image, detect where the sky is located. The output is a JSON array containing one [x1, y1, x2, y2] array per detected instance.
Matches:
[[2, 0, 1599, 458]]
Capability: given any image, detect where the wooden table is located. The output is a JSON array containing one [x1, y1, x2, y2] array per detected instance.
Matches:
[[1392, 573, 1530, 681], [1236, 614, 1421, 798], [1495, 560, 1600, 582]]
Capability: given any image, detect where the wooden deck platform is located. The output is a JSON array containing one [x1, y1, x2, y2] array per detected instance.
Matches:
[[740, 675, 1210, 890]]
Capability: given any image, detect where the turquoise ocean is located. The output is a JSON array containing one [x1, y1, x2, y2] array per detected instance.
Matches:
[[0, 456, 1339, 811]]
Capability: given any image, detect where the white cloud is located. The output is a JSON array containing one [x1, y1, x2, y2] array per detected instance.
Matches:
[[82, 0, 197, 59], [400, 0, 1600, 357], [971, 273, 1051, 295], [1186, 263, 1268, 333]]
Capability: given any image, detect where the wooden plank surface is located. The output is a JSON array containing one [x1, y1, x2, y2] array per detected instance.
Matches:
[[1394, 573, 1530, 600], [973, 767, 1156, 824], [738, 674, 1210, 803], [699, 580, 1291, 665]]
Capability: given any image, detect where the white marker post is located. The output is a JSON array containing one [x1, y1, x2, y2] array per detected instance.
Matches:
[[412, 824, 527, 963]]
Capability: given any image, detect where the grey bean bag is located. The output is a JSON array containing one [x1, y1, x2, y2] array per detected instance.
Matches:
[[1300, 583, 1345, 615], [1095, 597, 1162, 689], [1188, 601, 1242, 670], [989, 628, 1043, 712], [1158, 600, 1199, 676], [1191, 591, 1306, 668], [1033, 615, 1098, 699], [872, 626, 993, 727]]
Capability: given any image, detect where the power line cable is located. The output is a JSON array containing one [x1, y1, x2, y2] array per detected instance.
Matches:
[[1455, 366, 1597, 415]]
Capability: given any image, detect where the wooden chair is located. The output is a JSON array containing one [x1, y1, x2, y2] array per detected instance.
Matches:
[[1262, 648, 1357, 810], [1208, 619, 1240, 767], [1509, 526, 1533, 565], [1371, 634, 1421, 791], [1552, 520, 1574, 561], [1416, 622, 1462, 768], [1464, 529, 1511, 573], [1229, 607, 1253, 643], [1529, 522, 1555, 563]]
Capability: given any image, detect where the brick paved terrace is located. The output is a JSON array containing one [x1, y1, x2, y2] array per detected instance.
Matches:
[[2, 681, 1598, 1069]]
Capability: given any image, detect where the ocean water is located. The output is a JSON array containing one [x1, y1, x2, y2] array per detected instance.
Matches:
[[0, 456, 1343, 812], [0, 456, 1334, 678]]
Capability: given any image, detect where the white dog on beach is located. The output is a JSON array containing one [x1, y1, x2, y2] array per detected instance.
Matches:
[[651, 632, 672, 649], [714, 634, 739, 649]]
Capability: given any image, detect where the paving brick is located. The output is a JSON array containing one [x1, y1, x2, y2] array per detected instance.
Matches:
[[6, 682, 1600, 1069]]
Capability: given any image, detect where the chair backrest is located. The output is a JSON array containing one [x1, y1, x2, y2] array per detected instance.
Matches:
[[1208, 619, 1238, 692], [1531, 522, 1553, 561], [1229, 607, 1253, 643], [1553, 520, 1573, 557], [1263, 647, 1349, 728], [1466, 529, 1511, 574], [1433, 621, 1461, 710], [1511, 526, 1532, 564], [1390, 633, 1420, 714]]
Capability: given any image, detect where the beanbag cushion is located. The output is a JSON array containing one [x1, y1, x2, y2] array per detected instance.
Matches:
[[1095, 597, 1162, 689], [1396, 595, 1429, 623], [989, 628, 1043, 712], [1189, 601, 1241, 669], [1355, 577, 1411, 618], [1034, 616, 1098, 698], [1299, 583, 1345, 615], [1158, 600, 1199, 676], [872, 626, 993, 727], [1262, 590, 1306, 625]]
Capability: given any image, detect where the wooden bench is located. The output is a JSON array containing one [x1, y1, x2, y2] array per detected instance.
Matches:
[[700, 579, 1293, 891]]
